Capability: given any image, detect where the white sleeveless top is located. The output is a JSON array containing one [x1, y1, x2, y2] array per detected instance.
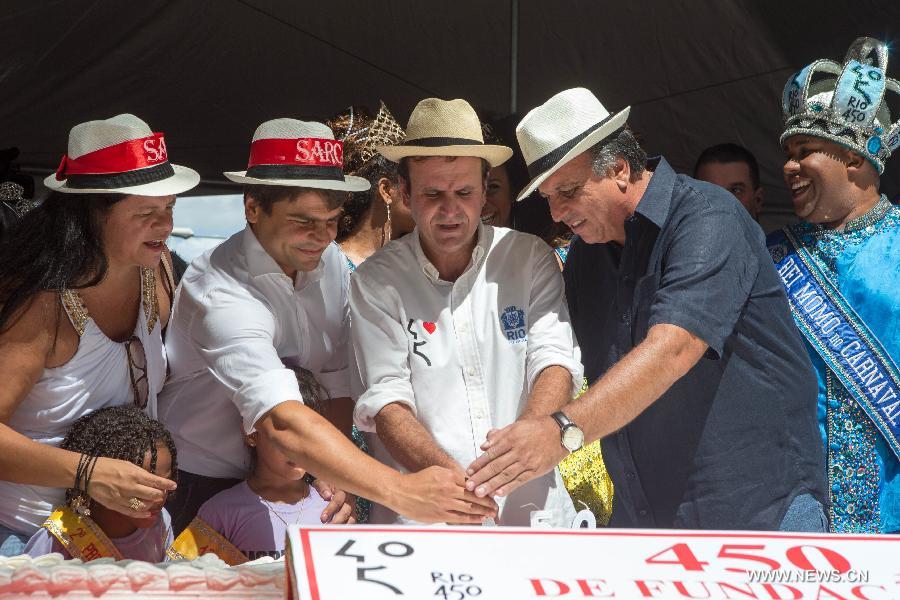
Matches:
[[0, 267, 167, 535]]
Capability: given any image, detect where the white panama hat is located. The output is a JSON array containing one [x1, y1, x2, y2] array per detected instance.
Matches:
[[45, 113, 199, 196], [224, 119, 370, 192], [515, 88, 630, 200], [376, 98, 512, 167]]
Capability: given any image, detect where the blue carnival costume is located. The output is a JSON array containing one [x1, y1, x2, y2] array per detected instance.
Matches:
[[768, 38, 900, 533]]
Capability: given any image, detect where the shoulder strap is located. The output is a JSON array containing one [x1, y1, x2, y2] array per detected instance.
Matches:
[[140, 266, 159, 334], [58, 289, 89, 337]]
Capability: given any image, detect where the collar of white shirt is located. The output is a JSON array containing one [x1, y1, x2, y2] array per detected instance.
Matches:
[[411, 221, 492, 284], [240, 226, 326, 291]]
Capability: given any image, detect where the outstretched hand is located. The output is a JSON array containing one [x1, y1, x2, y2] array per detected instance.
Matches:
[[395, 466, 498, 524], [465, 417, 565, 498], [87, 457, 177, 519]]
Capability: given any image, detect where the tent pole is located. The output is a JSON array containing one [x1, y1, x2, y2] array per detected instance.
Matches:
[[510, 0, 519, 115]]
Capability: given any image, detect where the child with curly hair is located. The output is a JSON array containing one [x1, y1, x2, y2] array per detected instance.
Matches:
[[24, 406, 176, 561]]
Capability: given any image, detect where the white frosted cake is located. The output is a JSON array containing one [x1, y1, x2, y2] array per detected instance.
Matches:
[[0, 553, 284, 598]]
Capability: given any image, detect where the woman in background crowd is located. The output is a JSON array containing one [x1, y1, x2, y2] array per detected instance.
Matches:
[[328, 103, 413, 270], [325, 103, 412, 522], [480, 122, 519, 228]]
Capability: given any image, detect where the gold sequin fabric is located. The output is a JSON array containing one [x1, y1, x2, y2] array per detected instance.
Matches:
[[59, 267, 159, 336], [59, 289, 89, 336], [557, 380, 614, 525], [559, 440, 614, 525], [141, 266, 159, 333]]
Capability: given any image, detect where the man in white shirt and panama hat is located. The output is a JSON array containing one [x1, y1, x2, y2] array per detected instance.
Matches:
[[349, 98, 582, 526], [159, 118, 498, 534]]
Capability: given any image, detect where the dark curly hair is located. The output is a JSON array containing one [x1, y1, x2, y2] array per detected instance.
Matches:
[[60, 405, 178, 508]]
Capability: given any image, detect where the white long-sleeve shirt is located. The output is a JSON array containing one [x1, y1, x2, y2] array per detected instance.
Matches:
[[350, 224, 582, 526], [159, 226, 350, 479]]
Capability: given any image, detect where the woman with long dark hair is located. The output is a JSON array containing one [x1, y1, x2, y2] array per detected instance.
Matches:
[[327, 103, 414, 270], [323, 103, 411, 524], [0, 114, 198, 556]]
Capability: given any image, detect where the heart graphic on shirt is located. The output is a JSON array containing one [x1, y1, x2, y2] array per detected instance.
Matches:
[[423, 321, 436, 334]]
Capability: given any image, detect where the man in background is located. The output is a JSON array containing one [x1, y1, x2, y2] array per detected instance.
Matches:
[[694, 143, 764, 221]]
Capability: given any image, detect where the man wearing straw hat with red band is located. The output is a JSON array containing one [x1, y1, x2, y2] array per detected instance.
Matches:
[[159, 118, 497, 534], [467, 88, 827, 530], [349, 98, 581, 526]]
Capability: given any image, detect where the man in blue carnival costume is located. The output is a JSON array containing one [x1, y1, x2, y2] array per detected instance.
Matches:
[[768, 37, 900, 533]]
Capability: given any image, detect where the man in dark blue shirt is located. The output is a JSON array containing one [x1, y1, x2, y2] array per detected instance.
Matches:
[[467, 88, 826, 530]]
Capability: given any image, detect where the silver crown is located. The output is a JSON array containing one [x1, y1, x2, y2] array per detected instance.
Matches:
[[781, 37, 900, 174]]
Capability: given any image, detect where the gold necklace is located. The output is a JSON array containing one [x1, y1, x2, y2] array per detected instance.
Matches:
[[260, 496, 306, 528]]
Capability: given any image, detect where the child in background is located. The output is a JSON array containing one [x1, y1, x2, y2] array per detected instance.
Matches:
[[24, 406, 176, 562], [168, 368, 352, 563]]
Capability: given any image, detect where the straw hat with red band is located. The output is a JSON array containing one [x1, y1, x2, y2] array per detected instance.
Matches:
[[224, 119, 370, 192], [44, 114, 200, 196]]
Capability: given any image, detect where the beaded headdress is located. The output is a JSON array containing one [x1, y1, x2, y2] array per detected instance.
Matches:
[[0, 181, 36, 217], [781, 37, 900, 174], [337, 101, 406, 174]]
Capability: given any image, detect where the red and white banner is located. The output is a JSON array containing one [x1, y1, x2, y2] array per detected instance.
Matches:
[[286, 525, 899, 600]]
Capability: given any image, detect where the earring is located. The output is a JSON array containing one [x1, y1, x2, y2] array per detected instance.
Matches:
[[72, 493, 91, 518], [386, 202, 392, 242], [382, 201, 392, 246]]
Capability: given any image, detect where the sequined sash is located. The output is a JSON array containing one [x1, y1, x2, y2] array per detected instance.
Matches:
[[166, 516, 247, 566], [768, 228, 900, 460], [59, 266, 159, 337], [42, 506, 124, 561]]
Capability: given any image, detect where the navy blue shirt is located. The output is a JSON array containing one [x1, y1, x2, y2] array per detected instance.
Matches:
[[564, 157, 825, 529]]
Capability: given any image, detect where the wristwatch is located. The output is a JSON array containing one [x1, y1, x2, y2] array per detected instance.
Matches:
[[551, 411, 584, 453]]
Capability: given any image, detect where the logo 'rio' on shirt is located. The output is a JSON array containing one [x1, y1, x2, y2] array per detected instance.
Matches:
[[501, 305, 527, 343]]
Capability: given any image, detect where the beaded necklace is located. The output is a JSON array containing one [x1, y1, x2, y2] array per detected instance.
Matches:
[[260, 495, 308, 528]]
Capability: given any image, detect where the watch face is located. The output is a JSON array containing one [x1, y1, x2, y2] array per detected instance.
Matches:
[[562, 427, 584, 452]]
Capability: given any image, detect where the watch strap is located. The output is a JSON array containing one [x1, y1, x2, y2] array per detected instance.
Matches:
[[552, 411, 573, 431]]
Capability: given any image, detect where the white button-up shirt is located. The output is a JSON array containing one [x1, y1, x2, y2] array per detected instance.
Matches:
[[159, 226, 350, 479], [350, 225, 582, 525]]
